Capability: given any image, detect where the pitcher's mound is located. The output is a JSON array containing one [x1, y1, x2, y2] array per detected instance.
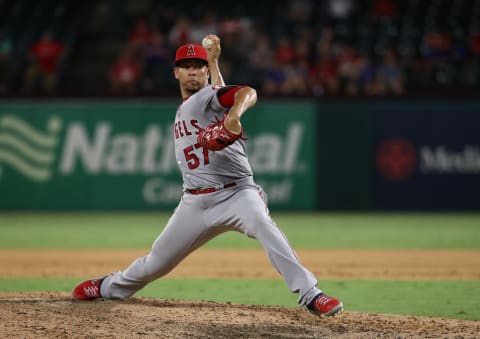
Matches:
[[0, 292, 478, 338]]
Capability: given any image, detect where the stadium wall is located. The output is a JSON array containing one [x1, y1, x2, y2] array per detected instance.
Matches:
[[1, 99, 479, 211]]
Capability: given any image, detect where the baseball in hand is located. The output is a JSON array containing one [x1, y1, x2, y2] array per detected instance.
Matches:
[[202, 37, 214, 48]]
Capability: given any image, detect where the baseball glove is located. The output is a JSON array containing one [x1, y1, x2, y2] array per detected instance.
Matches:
[[197, 115, 244, 151]]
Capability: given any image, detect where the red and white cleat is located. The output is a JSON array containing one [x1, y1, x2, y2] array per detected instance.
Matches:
[[72, 278, 104, 300], [307, 293, 344, 317]]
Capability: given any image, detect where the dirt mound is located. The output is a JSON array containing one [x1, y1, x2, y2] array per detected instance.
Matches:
[[0, 292, 478, 338], [1, 249, 479, 337]]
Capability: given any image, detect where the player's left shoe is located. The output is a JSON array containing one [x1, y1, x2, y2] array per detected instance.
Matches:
[[307, 293, 344, 317], [72, 278, 104, 300]]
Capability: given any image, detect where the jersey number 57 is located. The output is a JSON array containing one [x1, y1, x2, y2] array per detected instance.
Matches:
[[183, 143, 210, 169]]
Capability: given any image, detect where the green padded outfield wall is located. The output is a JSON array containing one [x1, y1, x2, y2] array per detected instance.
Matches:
[[0, 101, 317, 210], [316, 101, 374, 210]]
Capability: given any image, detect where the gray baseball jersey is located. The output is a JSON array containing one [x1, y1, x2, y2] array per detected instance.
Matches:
[[100, 85, 322, 306], [174, 85, 252, 189]]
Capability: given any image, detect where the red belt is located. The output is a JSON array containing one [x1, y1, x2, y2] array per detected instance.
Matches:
[[187, 182, 236, 195]]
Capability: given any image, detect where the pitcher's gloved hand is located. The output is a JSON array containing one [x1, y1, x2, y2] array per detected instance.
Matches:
[[197, 115, 244, 151]]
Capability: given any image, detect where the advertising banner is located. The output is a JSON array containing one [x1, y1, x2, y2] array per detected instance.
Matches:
[[0, 101, 316, 210], [374, 102, 480, 210]]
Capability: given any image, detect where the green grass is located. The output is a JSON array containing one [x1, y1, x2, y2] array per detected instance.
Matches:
[[0, 212, 479, 249], [1, 212, 479, 320], [0, 278, 478, 320]]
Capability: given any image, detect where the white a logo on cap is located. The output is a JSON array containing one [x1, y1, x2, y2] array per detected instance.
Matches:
[[186, 44, 196, 56]]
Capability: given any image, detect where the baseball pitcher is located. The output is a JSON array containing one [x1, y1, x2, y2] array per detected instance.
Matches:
[[72, 35, 343, 317]]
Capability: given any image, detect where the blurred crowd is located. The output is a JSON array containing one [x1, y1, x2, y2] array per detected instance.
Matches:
[[106, 0, 480, 96], [1, 0, 480, 97], [106, 4, 408, 96], [0, 29, 65, 95]]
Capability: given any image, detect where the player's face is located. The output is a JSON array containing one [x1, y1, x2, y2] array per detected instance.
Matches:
[[174, 60, 209, 95]]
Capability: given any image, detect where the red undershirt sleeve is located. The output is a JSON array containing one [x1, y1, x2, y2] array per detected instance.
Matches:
[[217, 86, 246, 107]]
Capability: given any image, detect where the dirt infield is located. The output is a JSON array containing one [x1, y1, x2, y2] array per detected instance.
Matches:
[[2, 248, 480, 280], [1, 249, 479, 338]]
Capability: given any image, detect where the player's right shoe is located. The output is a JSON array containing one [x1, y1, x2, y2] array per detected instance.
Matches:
[[307, 293, 344, 317], [72, 278, 104, 300]]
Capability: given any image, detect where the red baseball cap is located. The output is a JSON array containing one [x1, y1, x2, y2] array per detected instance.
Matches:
[[175, 43, 208, 65]]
